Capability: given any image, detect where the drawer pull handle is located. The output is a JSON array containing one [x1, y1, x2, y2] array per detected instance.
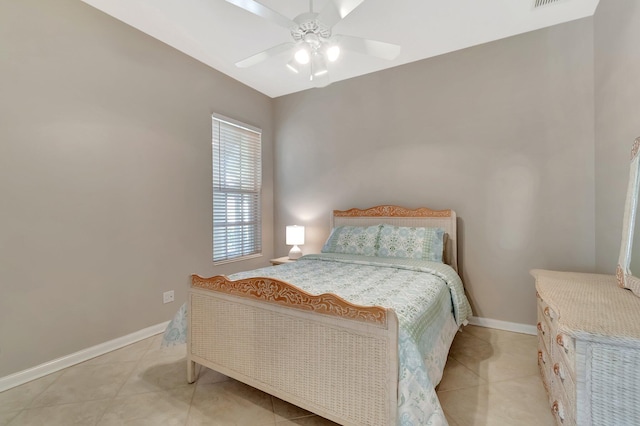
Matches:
[[556, 334, 569, 353], [552, 400, 565, 422], [543, 306, 553, 320], [538, 350, 546, 364], [537, 322, 545, 335], [553, 363, 565, 381]]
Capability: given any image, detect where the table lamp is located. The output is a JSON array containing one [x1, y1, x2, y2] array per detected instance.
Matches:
[[286, 225, 305, 259]]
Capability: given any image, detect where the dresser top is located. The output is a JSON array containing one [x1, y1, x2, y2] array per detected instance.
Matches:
[[532, 269, 640, 344]]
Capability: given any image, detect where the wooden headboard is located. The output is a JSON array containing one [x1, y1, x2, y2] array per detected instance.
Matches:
[[330, 205, 458, 272]]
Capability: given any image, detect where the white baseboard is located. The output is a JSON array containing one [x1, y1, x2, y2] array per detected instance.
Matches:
[[0, 321, 170, 393], [467, 316, 537, 335], [0, 317, 534, 392]]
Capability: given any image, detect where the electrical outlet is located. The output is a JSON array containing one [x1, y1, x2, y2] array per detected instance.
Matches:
[[163, 290, 174, 304]]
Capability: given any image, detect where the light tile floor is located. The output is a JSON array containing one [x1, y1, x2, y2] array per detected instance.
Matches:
[[0, 326, 555, 425]]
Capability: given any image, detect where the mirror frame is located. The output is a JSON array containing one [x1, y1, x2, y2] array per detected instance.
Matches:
[[617, 136, 640, 296]]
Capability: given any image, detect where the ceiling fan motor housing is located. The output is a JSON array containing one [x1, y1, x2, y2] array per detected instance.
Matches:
[[291, 12, 331, 45]]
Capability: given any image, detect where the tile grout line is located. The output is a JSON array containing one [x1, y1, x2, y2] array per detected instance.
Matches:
[[182, 363, 207, 425], [93, 336, 158, 425], [4, 409, 23, 426], [22, 369, 67, 411], [446, 353, 487, 387]]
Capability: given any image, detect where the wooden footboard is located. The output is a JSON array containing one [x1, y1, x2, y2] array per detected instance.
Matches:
[[188, 274, 399, 426]]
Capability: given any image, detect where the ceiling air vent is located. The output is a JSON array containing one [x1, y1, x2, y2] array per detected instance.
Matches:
[[533, 0, 565, 8]]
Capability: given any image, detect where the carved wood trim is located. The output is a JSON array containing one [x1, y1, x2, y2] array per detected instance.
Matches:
[[333, 205, 452, 218], [191, 275, 388, 326]]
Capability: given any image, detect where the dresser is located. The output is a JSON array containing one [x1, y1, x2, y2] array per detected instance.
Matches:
[[532, 269, 640, 425]]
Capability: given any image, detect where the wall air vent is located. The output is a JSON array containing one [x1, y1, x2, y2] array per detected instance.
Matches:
[[533, 0, 565, 8]]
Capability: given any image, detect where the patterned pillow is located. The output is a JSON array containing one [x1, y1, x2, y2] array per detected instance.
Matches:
[[321, 225, 381, 256], [376, 225, 445, 262]]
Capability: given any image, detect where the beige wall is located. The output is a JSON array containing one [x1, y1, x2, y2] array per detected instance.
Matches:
[[273, 19, 596, 326], [0, 0, 274, 377], [594, 1, 640, 272], [0, 0, 616, 379]]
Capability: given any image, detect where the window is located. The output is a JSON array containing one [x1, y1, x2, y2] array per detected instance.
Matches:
[[212, 114, 262, 263]]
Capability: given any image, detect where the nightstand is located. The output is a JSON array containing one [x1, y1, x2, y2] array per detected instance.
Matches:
[[269, 256, 296, 265]]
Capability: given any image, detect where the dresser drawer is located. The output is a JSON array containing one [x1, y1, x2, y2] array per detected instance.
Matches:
[[538, 338, 553, 395], [550, 367, 576, 426], [553, 331, 576, 379], [551, 358, 575, 408], [550, 390, 575, 425], [537, 296, 555, 353], [542, 332, 577, 425], [552, 357, 576, 426]]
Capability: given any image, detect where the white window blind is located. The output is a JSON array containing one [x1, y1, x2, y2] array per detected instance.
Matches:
[[212, 114, 262, 263]]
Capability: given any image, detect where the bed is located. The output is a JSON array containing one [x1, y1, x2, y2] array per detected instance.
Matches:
[[177, 205, 472, 425]]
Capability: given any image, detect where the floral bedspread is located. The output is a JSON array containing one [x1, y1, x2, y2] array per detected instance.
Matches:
[[164, 253, 471, 426]]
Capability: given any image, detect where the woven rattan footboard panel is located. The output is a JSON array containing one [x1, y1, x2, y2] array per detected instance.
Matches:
[[189, 289, 398, 426]]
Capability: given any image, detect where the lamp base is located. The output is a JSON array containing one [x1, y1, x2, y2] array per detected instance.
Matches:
[[288, 245, 302, 260]]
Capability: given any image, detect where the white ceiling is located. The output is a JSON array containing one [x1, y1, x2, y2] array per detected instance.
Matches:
[[81, 0, 599, 98]]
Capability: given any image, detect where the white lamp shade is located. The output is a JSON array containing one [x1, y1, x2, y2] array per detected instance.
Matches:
[[286, 225, 305, 246]]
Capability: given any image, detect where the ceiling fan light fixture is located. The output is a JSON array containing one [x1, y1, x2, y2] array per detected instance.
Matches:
[[294, 47, 310, 64], [326, 44, 340, 62], [286, 60, 300, 74], [311, 52, 328, 77]]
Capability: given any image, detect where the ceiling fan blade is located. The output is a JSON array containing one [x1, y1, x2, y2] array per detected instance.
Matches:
[[337, 35, 401, 60], [317, 0, 366, 28], [226, 0, 296, 29], [235, 42, 296, 68]]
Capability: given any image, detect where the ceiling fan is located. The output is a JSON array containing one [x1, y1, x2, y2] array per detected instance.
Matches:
[[226, 0, 401, 84]]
